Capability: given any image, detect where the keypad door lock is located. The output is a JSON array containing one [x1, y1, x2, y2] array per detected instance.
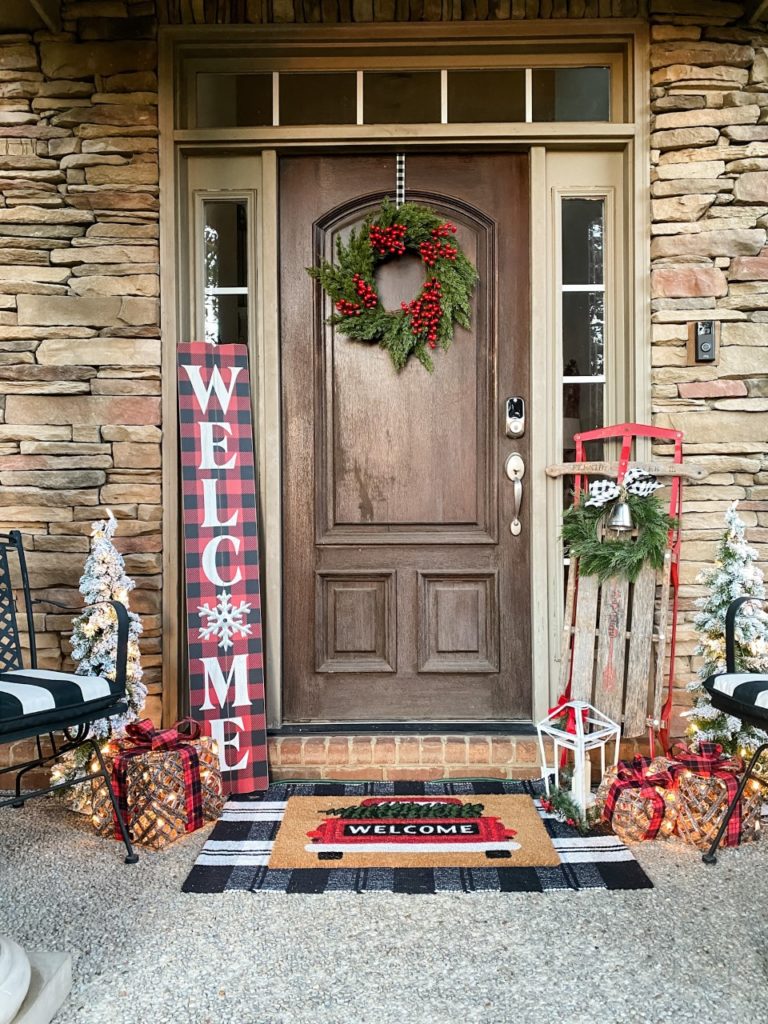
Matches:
[[506, 397, 525, 438]]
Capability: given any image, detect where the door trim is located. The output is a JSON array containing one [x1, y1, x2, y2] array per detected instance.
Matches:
[[159, 22, 650, 730]]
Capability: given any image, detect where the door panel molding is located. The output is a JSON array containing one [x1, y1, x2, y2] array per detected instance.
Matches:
[[314, 189, 498, 547], [315, 570, 397, 674], [417, 571, 500, 674]]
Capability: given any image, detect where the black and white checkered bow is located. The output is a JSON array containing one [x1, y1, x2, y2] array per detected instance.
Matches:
[[584, 467, 662, 508]]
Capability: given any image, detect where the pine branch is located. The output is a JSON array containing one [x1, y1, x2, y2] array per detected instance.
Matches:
[[540, 787, 599, 835]]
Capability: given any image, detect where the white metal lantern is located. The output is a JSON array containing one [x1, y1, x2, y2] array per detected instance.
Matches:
[[536, 701, 621, 813]]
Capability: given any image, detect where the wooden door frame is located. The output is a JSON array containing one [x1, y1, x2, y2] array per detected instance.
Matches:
[[159, 21, 650, 730]]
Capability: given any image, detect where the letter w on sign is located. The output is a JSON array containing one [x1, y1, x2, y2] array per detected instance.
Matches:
[[177, 341, 269, 794]]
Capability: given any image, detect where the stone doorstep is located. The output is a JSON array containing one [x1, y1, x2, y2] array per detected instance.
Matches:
[[13, 952, 71, 1024]]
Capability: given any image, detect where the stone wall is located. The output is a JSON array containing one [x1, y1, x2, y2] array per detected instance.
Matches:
[[0, 0, 162, 767], [1, 0, 768, 761], [647, 12, 768, 731]]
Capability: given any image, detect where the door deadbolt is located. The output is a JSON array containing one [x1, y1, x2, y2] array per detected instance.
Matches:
[[504, 453, 525, 481]]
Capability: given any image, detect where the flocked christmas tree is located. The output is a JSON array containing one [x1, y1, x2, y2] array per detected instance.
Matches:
[[686, 501, 768, 754], [51, 511, 145, 801]]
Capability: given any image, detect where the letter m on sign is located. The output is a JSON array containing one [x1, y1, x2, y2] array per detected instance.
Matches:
[[177, 341, 268, 794]]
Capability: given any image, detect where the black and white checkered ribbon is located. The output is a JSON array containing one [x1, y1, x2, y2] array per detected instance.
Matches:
[[584, 467, 663, 508], [396, 153, 406, 208]]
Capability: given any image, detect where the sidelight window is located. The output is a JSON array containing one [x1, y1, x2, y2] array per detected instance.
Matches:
[[201, 200, 249, 346], [560, 197, 606, 458]]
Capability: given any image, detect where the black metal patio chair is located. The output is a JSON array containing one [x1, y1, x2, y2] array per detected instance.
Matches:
[[701, 595, 768, 865], [0, 530, 138, 863]]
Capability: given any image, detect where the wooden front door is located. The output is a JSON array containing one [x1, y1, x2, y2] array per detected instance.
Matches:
[[280, 153, 530, 724]]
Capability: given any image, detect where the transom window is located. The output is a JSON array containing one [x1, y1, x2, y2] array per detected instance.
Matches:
[[194, 65, 610, 127]]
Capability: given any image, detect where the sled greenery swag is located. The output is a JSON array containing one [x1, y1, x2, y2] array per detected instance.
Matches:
[[562, 494, 677, 583]]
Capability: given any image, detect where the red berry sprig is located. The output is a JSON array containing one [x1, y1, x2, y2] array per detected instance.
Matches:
[[352, 273, 378, 310], [401, 277, 443, 349], [419, 222, 459, 267], [335, 299, 362, 317], [418, 224, 459, 268], [369, 222, 407, 256], [418, 240, 458, 268]]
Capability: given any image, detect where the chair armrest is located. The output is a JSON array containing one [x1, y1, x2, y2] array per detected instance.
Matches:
[[32, 598, 130, 693], [725, 596, 765, 674]]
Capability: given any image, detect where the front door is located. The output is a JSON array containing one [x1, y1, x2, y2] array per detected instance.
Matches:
[[280, 153, 530, 724]]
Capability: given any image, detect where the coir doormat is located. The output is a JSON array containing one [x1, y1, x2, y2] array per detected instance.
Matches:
[[269, 793, 560, 870], [182, 780, 653, 894]]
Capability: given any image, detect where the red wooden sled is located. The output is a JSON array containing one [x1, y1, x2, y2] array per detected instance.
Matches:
[[546, 423, 709, 755]]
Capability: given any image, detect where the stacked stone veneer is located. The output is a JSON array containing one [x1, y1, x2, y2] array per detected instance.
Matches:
[[2, 0, 768, 777], [0, 0, 162, 770], [648, 12, 768, 732]]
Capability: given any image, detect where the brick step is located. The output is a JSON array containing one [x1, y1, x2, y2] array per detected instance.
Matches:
[[267, 733, 666, 782], [1, 732, 665, 789], [267, 734, 542, 781]]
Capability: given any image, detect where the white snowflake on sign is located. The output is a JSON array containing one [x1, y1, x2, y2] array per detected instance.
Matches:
[[197, 590, 253, 651]]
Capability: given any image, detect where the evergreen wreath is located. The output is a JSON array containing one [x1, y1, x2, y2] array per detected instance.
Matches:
[[307, 198, 479, 372], [562, 493, 677, 583]]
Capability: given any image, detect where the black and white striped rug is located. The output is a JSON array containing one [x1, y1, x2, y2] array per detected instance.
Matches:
[[181, 780, 653, 894]]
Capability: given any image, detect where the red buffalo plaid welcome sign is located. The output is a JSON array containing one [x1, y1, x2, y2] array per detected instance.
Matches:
[[177, 341, 268, 795]]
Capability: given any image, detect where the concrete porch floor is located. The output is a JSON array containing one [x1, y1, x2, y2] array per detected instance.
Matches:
[[0, 796, 766, 1024]]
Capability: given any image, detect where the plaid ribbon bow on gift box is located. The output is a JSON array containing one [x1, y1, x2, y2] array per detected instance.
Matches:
[[111, 718, 205, 840], [601, 756, 678, 840]]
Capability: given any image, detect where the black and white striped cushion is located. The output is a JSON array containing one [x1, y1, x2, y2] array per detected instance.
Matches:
[[0, 669, 124, 735], [704, 673, 768, 725]]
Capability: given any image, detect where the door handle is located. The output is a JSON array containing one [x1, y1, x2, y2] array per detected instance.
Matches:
[[504, 453, 525, 536]]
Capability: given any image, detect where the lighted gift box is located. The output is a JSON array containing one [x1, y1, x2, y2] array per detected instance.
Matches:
[[90, 719, 224, 850]]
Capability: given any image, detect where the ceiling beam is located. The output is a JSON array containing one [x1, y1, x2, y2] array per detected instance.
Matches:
[[29, 0, 61, 33]]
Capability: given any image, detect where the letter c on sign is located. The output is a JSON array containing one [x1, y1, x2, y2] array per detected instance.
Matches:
[[202, 535, 243, 588]]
